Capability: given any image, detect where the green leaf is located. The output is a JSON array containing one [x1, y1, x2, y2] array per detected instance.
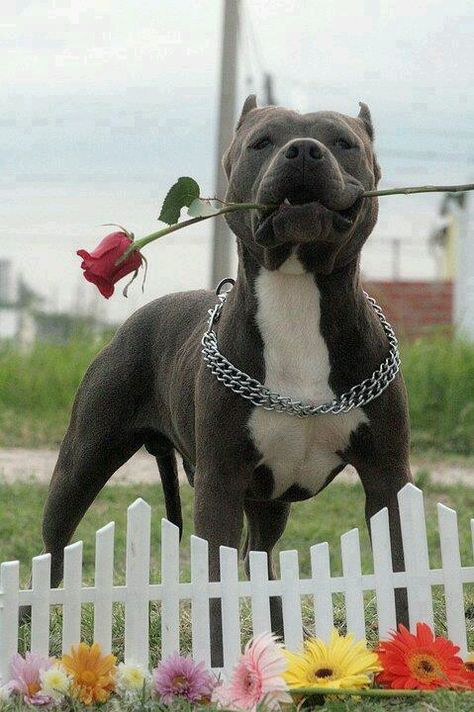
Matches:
[[187, 198, 220, 218], [158, 177, 200, 225]]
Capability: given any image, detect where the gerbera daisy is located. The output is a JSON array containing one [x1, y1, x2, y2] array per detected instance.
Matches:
[[463, 652, 474, 687], [153, 653, 216, 704], [284, 630, 381, 690], [61, 642, 117, 704], [376, 622, 467, 690], [212, 632, 291, 711], [9, 651, 53, 706]]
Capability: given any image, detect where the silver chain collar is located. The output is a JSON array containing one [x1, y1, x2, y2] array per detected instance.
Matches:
[[201, 278, 401, 417]]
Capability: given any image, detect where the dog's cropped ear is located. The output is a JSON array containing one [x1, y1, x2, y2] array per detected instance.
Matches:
[[223, 95, 258, 178], [358, 102, 381, 184], [236, 94, 258, 130], [358, 102, 374, 141]]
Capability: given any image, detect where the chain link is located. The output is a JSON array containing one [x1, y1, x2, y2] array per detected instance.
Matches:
[[201, 280, 401, 417]]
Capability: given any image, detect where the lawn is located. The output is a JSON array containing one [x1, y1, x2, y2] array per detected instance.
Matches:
[[1, 479, 474, 710]]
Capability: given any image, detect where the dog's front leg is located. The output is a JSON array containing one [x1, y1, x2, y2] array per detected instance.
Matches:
[[357, 462, 413, 628], [194, 470, 246, 668]]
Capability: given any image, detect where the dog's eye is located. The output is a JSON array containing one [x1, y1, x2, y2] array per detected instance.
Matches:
[[251, 137, 272, 150], [333, 137, 353, 150]]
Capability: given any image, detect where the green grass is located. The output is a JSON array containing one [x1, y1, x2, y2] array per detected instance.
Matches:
[[0, 337, 108, 447], [402, 336, 474, 455], [1, 690, 474, 712], [2, 479, 474, 710], [2, 334, 474, 455]]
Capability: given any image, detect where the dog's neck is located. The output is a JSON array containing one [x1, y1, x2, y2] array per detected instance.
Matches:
[[233, 239, 364, 319]]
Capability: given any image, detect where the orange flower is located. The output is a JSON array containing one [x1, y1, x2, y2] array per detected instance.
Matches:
[[61, 642, 116, 705], [375, 623, 468, 690]]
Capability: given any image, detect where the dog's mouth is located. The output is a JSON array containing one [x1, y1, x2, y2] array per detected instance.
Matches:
[[277, 194, 361, 231], [255, 190, 363, 248]]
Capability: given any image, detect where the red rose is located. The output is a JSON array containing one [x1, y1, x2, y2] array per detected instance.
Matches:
[[77, 231, 142, 298]]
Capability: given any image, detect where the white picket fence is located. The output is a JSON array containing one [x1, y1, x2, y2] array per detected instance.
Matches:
[[0, 482, 473, 681]]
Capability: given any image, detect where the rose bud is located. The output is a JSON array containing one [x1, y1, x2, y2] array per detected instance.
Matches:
[[77, 231, 142, 298]]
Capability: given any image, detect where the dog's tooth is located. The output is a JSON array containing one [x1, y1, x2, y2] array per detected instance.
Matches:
[[283, 197, 291, 205]]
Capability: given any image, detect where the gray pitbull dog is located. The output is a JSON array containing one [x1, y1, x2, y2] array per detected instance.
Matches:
[[41, 96, 412, 662]]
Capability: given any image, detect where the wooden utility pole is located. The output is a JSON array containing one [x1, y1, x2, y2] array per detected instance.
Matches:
[[453, 193, 473, 338], [263, 73, 275, 105], [391, 238, 401, 281], [211, 0, 240, 288]]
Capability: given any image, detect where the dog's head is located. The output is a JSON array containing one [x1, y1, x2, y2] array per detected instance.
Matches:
[[223, 96, 381, 273]]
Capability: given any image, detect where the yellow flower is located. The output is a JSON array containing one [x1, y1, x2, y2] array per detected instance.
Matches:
[[117, 662, 149, 692], [284, 630, 381, 690], [61, 642, 117, 705], [40, 664, 71, 698]]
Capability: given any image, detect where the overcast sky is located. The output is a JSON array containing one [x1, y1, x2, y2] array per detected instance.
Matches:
[[1, 0, 473, 322]]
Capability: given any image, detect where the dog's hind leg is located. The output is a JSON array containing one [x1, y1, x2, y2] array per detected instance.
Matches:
[[42, 432, 141, 590], [243, 499, 290, 638], [144, 437, 183, 538], [38, 336, 152, 591]]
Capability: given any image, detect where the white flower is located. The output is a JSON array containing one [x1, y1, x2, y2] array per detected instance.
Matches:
[[40, 664, 71, 698], [0, 682, 14, 701], [116, 661, 150, 694]]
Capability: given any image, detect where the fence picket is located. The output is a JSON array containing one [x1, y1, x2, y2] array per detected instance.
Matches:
[[190, 535, 211, 668], [370, 507, 397, 639], [62, 541, 83, 653], [220, 546, 241, 674], [438, 503, 467, 657], [249, 550, 272, 636], [341, 528, 366, 640], [125, 499, 151, 666], [311, 542, 333, 641], [398, 484, 434, 629], [31, 554, 51, 657], [161, 518, 180, 660], [280, 549, 303, 652], [0, 561, 20, 682], [94, 522, 115, 654]]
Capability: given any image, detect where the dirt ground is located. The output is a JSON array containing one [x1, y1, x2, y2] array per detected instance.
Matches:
[[1, 447, 473, 487]]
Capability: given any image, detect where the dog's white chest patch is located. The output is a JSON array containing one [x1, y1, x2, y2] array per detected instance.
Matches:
[[248, 257, 367, 499]]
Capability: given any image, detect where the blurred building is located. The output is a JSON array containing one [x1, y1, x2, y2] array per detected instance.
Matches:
[[364, 280, 453, 340]]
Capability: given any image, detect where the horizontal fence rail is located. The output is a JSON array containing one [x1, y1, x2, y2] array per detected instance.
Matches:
[[0, 483, 473, 679]]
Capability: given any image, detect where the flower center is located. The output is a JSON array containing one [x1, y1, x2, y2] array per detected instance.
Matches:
[[244, 670, 261, 695], [79, 670, 97, 686], [465, 662, 474, 672], [172, 674, 189, 692], [27, 681, 41, 696], [408, 653, 443, 681], [314, 667, 334, 679]]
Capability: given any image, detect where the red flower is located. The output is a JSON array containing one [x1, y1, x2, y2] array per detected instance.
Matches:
[[77, 231, 142, 299], [375, 623, 468, 690]]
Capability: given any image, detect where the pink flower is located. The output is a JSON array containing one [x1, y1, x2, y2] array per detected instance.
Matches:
[[152, 653, 215, 704], [212, 632, 291, 711], [10, 652, 53, 706]]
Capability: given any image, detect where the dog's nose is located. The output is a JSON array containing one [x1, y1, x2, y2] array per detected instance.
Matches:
[[284, 140, 323, 162]]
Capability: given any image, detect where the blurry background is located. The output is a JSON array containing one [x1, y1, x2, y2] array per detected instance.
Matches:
[[1, 0, 474, 325], [1, 0, 474, 456]]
